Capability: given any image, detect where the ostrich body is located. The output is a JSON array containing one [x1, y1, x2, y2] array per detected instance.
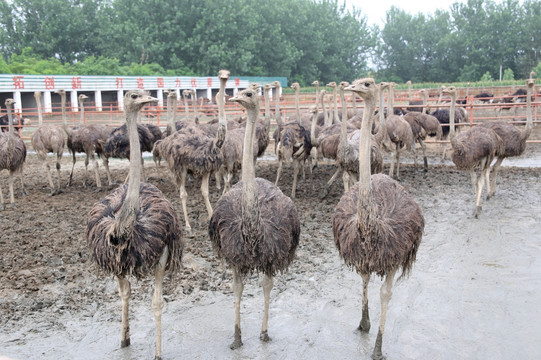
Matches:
[[443, 86, 505, 218], [31, 91, 65, 195], [209, 86, 300, 350], [333, 78, 424, 360], [86, 90, 183, 360], [479, 79, 535, 198], [160, 74, 226, 232], [0, 99, 27, 210]]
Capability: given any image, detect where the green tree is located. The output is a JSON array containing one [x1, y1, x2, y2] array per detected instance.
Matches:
[[502, 68, 514, 80]]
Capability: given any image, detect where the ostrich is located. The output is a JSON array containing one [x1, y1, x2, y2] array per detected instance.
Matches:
[[209, 86, 300, 350], [63, 91, 113, 188], [442, 85, 505, 218], [479, 78, 535, 198], [160, 73, 226, 232], [86, 90, 183, 360], [402, 111, 442, 172], [0, 99, 27, 210], [31, 91, 65, 195], [384, 83, 415, 180], [333, 78, 424, 360]]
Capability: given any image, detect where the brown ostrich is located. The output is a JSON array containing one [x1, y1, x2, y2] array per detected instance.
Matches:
[[333, 78, 424, 360], [384, 83, 415, 180], [402, 111, 442, 172], [160, 73, 226, 232], [479, 78, 535, 198], [0, 98, 27, 210], [63, 91, 113, 188], [31, 91, 65, 195], [442, 85, 505, 218], [86, 90, 183, 360], [209, 86, 300, 350]]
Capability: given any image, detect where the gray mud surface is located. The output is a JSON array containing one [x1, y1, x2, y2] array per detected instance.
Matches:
[[1, 143, 541, 360]]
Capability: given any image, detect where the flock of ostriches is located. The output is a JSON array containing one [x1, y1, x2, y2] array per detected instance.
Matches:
[[0, 70, 536, 359]]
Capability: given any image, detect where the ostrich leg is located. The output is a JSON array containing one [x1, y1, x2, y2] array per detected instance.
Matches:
[[371, 269, 397, 360], [260, 274, 274, 342], [55, 158, 63, 194], [291, 160, 299, 199], [45, 162, 55, 193], [487, 157, 504, 199], [200, 172, 213, 219], [18, 168, 26, 196], [92, 154, 102, 188], [342, 170, 350, 193], [8, 172, 16, 207], [67, 153, 77, 186], [230, 267, 244, 350], [275, 159, 284, 185], [152, 247, 169, 360], [117, 276, 131, 348], [359, 273, 371, 332], [101, 155, 113, 186], [178, 168, 191, 233], [395, 144, 402, 180], [419, 139, 428, 172]]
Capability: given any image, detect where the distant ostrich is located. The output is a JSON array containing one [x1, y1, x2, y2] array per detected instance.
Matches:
[[479, 78, 535, 198], [443, 86, 505, 218], [0, 98, 27, 210], [402, 111, 442, 172], [209, 86, 300, 350], [327, 81, 341, 124], [160, 73, 226, 232], [384, 83, 415, 180], [333, 78, 424, 360], [63, 91, 113, 188], [31, 91, 65, 195], [86, 90, 183, 360]]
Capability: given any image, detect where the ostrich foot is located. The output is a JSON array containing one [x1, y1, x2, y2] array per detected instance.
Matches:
[[49, 189, 63, 196], [358, 317, 370, 333], [371, 331, 386, 360], [184, 225, 192, 234], [120, 338, 130, 348], [473, 206, 482, 219], [154, 356, 162, 360], [312, 162, 318, 171], [21, 189, 28, 196], [260, 330, 271, 342], [486, 191, 495, 200], [230, 325, 243, 350]]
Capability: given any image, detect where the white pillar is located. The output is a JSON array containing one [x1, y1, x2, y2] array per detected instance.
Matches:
[[175, 89, 181, 99], [117, 90, 124, 111], [157, 89, 164, 107], [12, 91, 22, 113], [44, 91, 52, 113], [233, 87, 238, 96], [95, 91, 102, 111], [207, 87, 212, 101], [70, 91, 78, 112]]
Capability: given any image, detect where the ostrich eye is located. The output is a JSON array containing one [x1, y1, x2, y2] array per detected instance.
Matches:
[[131, 94, 138, 99], [364, 82, 370, 87], [246, 92, 253, 97]]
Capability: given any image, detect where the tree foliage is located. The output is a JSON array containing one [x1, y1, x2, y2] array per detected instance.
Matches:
[[0, 0, 539, 83]]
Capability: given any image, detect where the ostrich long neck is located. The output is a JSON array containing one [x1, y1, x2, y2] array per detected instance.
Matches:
[[339, 88, 348, 149], [60, 93, 71, 136], [449, 93, 457, 148], [264, 87, 271, 132], [183, 93, 190, 120], [523, 82, 534, 141], [79, 99, 85, 125], [171, 95, 178, 131], [314, 83, 319, 110], [321, 91, 330, 127], [35, 93, 43, 126], [375, 88, 386, 145], [275, 85, 283, 129], [192, 92, 199, 122], [214, 77, 227, 149], [295, 86, 301, 121], [6, 102, 14, 150], [241, 100, 261, 223], [333, 87, 339, 124], [422, 91, 428, 114], [118, 107, 142, 232]]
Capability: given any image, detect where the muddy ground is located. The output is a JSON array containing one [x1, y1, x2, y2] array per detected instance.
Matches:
[[1, 143, 541, 360]]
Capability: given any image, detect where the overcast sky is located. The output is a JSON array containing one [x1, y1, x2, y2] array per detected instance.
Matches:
[[344, 0, 467, 26]]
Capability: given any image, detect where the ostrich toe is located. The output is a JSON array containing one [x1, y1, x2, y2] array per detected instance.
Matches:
[[120, 338, 130, 348], [260, 330, 271, 342], [473, 205, 482, 218]]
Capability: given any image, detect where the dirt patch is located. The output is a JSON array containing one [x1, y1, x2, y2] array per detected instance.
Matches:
[[1, 143, 541, 359]]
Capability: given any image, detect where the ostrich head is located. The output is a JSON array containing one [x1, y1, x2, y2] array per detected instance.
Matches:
[[182, 89, 191, 98], [339, 81, 350, 91], [312, 80, 319, 86], [271, 80, 281, 89], [291, 82, 300, 91], [442, 86, 457, 97], [309, 105, 317, 114], [124, 90, 158, 114], [78, 94, 88, 102], [326, 81, 337, 89], [263, 83, 273, 92], [219, 69, 230, 81], [344, 78, 378, 102], [5, 98, 15, 108], [55, 89, 66, 96], [527, 78, 535, 88], [229, 87, 259, 112]]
